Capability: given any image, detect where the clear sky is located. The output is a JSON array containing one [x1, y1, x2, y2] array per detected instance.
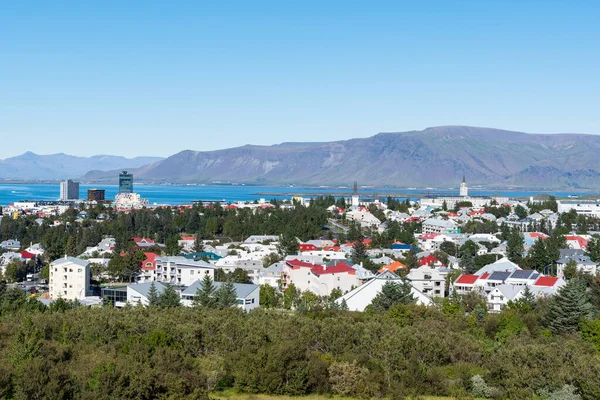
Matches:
[[1, 0, 599, 159]]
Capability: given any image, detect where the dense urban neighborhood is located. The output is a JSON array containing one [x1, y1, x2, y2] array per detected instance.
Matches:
[[1, 179, 600, 399]]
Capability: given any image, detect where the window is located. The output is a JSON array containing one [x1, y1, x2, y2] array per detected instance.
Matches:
[[190, 270, 194, 275], [78, 268, 82, 273]]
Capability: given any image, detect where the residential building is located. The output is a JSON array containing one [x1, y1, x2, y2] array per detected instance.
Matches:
[[405, 266, 446, 297], [282, 259, 361, 296], [336, 271, 434, 311], [180, 281, 260, 311], [557, 200, 600, 217], [0, 239, 21, 250], [127, 282, 168, 306], [556, 255, 597, 278], [154, 256, 214, 286], [119, 171, 133, 194], [49, 257, 90, 300], [59, 179, 80, 200], [487, 285, 523, 313], [258, 262, 284, 287], [421, 218, 459, 234]]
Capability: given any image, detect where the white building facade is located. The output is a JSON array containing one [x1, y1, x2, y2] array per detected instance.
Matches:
[[49, 257, 90, 300]]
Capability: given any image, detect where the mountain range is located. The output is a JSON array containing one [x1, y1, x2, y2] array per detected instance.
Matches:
[[0, 152, 163, 180], [6, 126, 600, 189], [83, 126, 600, 189]]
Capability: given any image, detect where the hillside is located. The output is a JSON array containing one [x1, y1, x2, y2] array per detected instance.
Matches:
[[83, 126, 600, 188], [0, 152, 163, 180]]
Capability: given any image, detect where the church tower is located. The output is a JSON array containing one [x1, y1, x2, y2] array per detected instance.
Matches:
[[351, 181, 360, 209], [460, 176, 468, 197]]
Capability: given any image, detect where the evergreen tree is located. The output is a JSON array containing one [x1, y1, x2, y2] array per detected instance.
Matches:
[[545, 278, 595, 334], [351, 233, 368, 264], [193, 274, 217, 308], [404, 247, 419, 269], [259, 284, 281, 308], [215, 281, 238, 309], [563, 259, 578, 280], [147, 282, 159, 306], [157, 284, 181, 308], [507, 229, 524, 264], [340, 298, 349, 311], [193, 233, 204, 253], [370, 281, 415, 312], [460, 251, 477, 274]]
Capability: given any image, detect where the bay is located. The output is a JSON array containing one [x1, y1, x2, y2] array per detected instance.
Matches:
[[0, 183, 595, 207]]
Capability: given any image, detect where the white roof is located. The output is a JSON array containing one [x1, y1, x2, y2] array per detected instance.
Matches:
[[336, 271, 433, 311], [475, 257, 520, 275]]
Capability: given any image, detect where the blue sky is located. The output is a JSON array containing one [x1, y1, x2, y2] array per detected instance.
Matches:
[[1, 1, 599, 158]]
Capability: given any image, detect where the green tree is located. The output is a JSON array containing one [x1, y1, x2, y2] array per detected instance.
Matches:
[[329, 287, 343, 301], [193, 275, 217, 308], [404, 247, 419, 269], [507, 229, 524, 264], [262, 252, 281, 268], [259, 284, 281, 308], [215, 281, 237, 309], [439, 241, 457, 257], [283, 283, 300, 309], [157, 284, 181, 308], [193, 234, 204, 253], [4, 260, 25, 283], [147, 282, 159, 306], [545, 278, 595, 334], [369, 281, 415, 312], [460, 240, 479, 258], [514, 204, 528, 220], [563, 259, 578, 280]]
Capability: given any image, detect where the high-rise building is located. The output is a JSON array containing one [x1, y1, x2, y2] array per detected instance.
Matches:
[[59, 179, 80, 200], [87, 188, 106, 202], [119, 171, 133, 194]]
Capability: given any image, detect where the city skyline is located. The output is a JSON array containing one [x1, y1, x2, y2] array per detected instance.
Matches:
[[1, 1, 599, 158]]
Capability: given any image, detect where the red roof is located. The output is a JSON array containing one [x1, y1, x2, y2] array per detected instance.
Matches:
[[480, 272, 490, 280], [419, 233, 439, 240], [456, 274, 479, 285], [565, 235, 588, 249], [298, 244, 318, 251], [310, 262, 355, 276], [534, 276, 559, 287], [418, 255, 444, 266], [142, 252, 158, 271], [133, 237, 154, 244], [323, 246, 342, 252], [180, 236, 195, 241], [530, 232, 548, 239], [286, 259, 319, 269], [20, 250, 35, 259]]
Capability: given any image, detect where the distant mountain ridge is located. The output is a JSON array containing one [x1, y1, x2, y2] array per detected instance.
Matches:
[[0, 152, 163, 180], [81, 126, 600, 189]]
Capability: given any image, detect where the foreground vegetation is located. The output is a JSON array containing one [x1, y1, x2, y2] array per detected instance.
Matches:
[[1, 284, 600, 400]]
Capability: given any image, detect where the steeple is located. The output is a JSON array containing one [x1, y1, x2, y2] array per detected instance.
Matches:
[[460, 176, 468, 197], [353, 181, 358, 195]]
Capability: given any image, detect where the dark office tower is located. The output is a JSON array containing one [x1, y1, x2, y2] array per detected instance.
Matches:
[[87, 188, 106, 201], [119, 171, 133, 194]]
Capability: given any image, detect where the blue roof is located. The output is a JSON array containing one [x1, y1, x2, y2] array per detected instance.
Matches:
[[488, 271, 511, 281], [509, 270, 536, 280]]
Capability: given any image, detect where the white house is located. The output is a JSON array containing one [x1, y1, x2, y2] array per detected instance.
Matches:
[[127, 282, 168, 306], [180, 280, 260, 311], [282, 259, 362, 296], [421, 218, 458, 234], [556, 255, 597, 278], [0, 239, 21, 250], [405, 266, 446, 298], [487, 285, 523, 313], [336, 271, 433, 311], [258, 262, 284, 288], [49, 257, 90, 300], [155, 256, 214, 286]]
